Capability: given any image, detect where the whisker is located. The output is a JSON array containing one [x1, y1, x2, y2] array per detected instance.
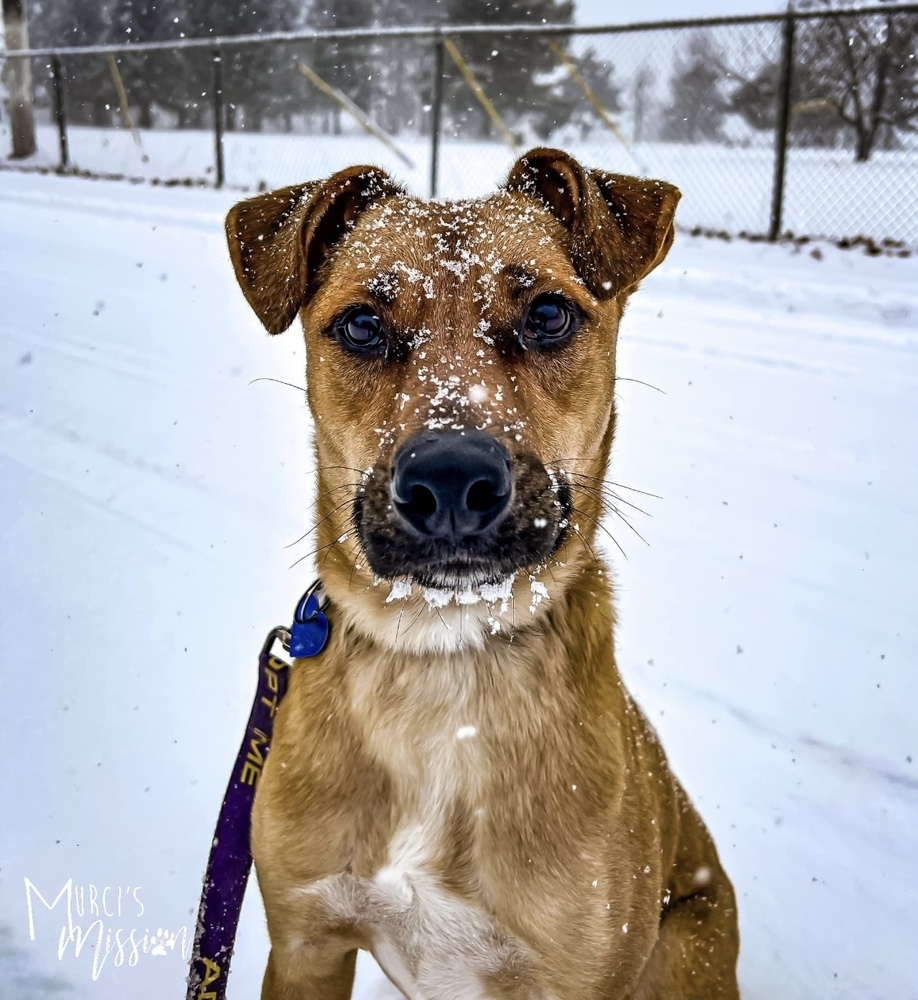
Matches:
[[399, 602, 430, 641], [568, 477, 652, 518], [285, 486, 360, 548], [286, 497, 355, 550], [553, 465, 661, 500], [611, 515, 648, 547], [571, 504, 631, 559], [313, 464, 371, 477], [288, 536, 341, 571], [569, 483, 650, 547], [612, 376, 665, 393], [321, 536, 345, 569], [394, 606, 405, 646], [433, 605, 451, 634], [248, 376, 307, 393], [568, 521, 600, 564], [348, 551, 363, 591]]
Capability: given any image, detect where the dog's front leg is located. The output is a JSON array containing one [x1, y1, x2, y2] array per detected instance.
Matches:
[[260, 941, 357, 1000], [629, 805, 740, 1000], [629, 885, 739, 1000]]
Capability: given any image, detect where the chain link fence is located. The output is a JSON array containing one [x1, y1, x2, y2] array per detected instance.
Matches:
[[2, 6, 916, 247]]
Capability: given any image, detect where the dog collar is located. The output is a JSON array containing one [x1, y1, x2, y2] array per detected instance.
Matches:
[[186, 582, 329, 1000]]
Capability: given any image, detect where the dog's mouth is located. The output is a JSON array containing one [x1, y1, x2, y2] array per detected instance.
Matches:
[[352, 431, 571, 591]]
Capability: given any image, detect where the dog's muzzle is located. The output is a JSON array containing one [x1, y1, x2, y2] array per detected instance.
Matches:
[[354, 429, 570, 589]]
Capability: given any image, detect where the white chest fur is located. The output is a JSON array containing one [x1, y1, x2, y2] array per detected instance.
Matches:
[[301, 822, 545, 999]]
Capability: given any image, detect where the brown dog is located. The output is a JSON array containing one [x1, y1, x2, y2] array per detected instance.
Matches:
[[225, 147, 740, 999]]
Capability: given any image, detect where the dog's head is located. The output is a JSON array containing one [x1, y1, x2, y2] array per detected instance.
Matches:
[[226, 149, 679, 652]]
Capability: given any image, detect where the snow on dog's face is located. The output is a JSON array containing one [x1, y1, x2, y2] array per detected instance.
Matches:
[[226, 149, 679, 652]]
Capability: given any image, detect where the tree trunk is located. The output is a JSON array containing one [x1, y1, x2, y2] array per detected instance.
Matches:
[[477, 103, 492, 140], [855, 130, 873, 162], [2, 0, 37, 158], [138, 101, 153, 130], [94, 97, 110, 126]]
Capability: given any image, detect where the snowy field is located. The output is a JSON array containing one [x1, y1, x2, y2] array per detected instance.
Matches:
[[0, 167, 916, 1000], [4, 121, 918, 245]]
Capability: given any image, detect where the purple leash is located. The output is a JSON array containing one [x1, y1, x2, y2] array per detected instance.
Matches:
[[186, 584, 329, 1000]]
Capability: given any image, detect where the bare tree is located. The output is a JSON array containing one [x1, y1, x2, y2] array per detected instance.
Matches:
[[2, 0, 37, 158], [799, 1, 918, 161]]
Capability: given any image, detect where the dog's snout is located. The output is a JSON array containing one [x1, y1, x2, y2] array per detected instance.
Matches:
[[391, 431, 512, 541]]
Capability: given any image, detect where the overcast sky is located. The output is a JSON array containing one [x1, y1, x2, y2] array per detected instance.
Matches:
[[574, 0, 785, 24]]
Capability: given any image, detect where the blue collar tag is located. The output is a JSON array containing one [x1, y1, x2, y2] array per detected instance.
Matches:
[[288, 589, 330, 658]]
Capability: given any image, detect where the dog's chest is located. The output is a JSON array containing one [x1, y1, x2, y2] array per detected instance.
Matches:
[[304, 666, 549, 998]]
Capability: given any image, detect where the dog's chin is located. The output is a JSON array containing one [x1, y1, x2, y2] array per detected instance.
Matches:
[[364, 563, 516, 599], [358, 531, 567, 595], [401, 565, 515, 592]]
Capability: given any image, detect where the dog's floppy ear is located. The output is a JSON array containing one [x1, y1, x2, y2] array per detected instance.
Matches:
[[225, 166, 403, 334], [504, 147, 680, 298]]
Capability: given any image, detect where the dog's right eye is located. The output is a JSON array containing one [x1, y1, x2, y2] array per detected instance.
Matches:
[[336, 307, 386, 354]]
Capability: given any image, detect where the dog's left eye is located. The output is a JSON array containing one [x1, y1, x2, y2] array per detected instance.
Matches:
[[521, 295, 579, 348], [337, 307, 386, 354]]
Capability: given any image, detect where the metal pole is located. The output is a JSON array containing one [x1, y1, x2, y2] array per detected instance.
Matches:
[[212, 47, 225, 189], [429, 37, 445, 198], [50, 54, 69, 171], [768, 12, 795, 242]]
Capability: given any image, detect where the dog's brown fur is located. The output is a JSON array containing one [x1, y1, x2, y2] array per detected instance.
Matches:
[[225, 148, 740, 1000]]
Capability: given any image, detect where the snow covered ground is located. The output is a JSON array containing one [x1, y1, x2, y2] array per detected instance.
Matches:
[[0, 168, 916, 1000], [5, 122, 917, 245]]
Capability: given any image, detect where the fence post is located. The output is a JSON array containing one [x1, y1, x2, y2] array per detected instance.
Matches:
[[212, 47, 225, 189], [429, 36, 445, 198], [768, 12, 795, 241], [50, 55, 69, 172]]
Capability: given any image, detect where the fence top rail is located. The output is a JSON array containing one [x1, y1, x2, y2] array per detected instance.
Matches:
[[2, 3, 917, 60]]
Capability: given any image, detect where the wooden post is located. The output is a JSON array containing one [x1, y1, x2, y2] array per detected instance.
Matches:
[[443, 38, 520, 153], [2, 0, 37, 158], [298, 61, 415, 168]]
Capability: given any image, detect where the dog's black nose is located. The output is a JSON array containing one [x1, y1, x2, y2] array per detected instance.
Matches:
[[391, 430, 512, 541]]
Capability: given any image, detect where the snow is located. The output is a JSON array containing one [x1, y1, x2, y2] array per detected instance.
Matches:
[[0, 168, 916, 999]]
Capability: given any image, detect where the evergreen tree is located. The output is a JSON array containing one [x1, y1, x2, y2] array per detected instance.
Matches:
[[440, 0, 575, 139], [660, 34, 728, 144], [108, 0, 182, 128], [373, 0, 444, 135], [532, 46, 620, 141], [304, 0, 376, 134], [44, 0, 115, 124]]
